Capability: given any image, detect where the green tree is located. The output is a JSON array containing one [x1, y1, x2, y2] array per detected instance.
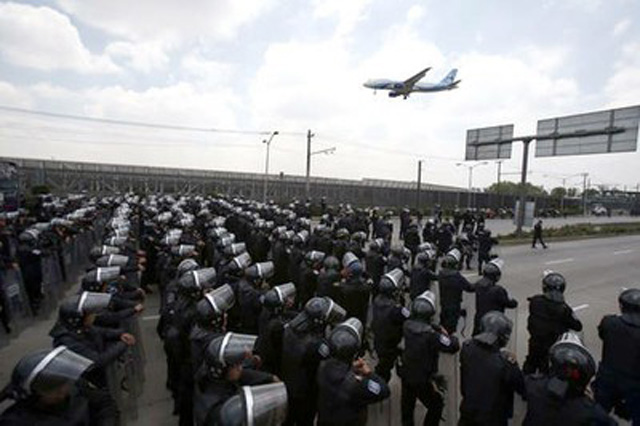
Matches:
[[550, 187, 567, 199], [486, 181, 547, 196]]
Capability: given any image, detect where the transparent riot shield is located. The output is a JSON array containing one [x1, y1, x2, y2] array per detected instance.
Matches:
[[0, 268, 33, 337], [439, 350, 460, 425]]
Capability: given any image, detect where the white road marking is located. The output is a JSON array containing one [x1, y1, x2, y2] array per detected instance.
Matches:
[[572, 304, 589, 312], [142, 314, 160, 321], [544, 258, 575, 265], [613, 249, 634, 255]]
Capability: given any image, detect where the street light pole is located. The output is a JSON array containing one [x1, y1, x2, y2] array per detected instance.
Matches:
[[457, 162, 488, 209], [305, 130, 315, 199], [416, 160, 423, 211], [262, 131, 279, 202]]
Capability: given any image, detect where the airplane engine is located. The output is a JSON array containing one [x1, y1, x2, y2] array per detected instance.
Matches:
[[389, 92, 401, 98]]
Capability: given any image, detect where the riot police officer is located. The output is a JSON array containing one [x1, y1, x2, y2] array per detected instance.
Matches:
[[471, 258, 517, 336], [523, 271, 582, 375], [593, 288, 640, 423], [194, 333, 277, 426], [524, 332, 616, 425], [255, 283, 297, 376], [399, 291, 459, 426], [316, 318, 390, 426], [437, 249, 473, 334], [459, 311, 524, 426], [372, 268, 409, 382], [0, 347, 119, 426], [281, 297, 345, 425]]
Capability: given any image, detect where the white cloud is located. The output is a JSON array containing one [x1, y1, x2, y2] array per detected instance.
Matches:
[[612, 18, 631, 37], [605, 42, 640, 108], [180, 52, 235, 90], [0, 2, 119, 74], [0, 81, 33, 108], [105, 41, 170, 73], [313, 0, 372, 39], [56, 0, 274, 44]]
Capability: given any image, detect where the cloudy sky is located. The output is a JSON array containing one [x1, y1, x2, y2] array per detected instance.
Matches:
[[0, 0, 639, 192]]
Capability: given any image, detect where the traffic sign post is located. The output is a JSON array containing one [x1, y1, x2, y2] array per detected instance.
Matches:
[[464, 105, 640, 235]]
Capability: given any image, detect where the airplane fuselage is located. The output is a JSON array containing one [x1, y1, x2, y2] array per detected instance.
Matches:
[[363, 68, 460, 98]]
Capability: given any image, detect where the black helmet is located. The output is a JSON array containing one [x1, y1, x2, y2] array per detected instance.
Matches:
[[205, 333, 257, 375], [262, 283, 296, 311], [58, 292, 112, 330], [327, 318, 363, 362], [379, 268, 405, 296], [89, 245, 121, 262], [549, 332, 596, 394], [219, 383, 288, 426], [619, 288, 640, 326], [228, 252, 252, 274], [369, 238, 384, 252], [95, 254, 130, 268], [542, 271, 566, 302], [224, 243, 247, 257], [177, 258, 199, 277], [410, 291, 436, 322], [9, 347, 93, 400], [305, 250, 326, 267], [414, 251, 432, 267], [474, 311, 513, 348], [305, 296, 346, 325], [245, 261, 275, 281], [195, 284, 235, 328], [482, 258, 503, 282], [443, 248, 461, 268], [341, 252, 363, 276], [178, 268, 217, 297], [336, 228, 349, 240], [323, 255, 340, 271]]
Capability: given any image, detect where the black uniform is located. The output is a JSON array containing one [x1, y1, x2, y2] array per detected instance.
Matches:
[[316, 358, 390, 426], [281, 325, 325, 426], [524, 376, 616, 426], [371, 294, 408, 382], [0, 382, 119, 426], [476, 231, 498, 275], [194, 368, 274, 426], [459, 339, 525, 426], [437, 268, 473, 334], [523, 295, 582, 375], [399, 320, 459, 426], [593, 314, 640, 423], [236, 278, 264, 335], [409, 265, 437, 300], [471, 277, 518, 335]]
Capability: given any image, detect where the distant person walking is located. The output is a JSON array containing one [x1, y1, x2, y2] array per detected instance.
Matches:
[[532, 220, 547, 249]]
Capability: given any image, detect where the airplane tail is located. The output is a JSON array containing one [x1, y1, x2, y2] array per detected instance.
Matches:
[[440, 68, 458, 85]]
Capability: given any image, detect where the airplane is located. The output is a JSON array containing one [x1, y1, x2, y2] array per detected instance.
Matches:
[[363, 68, 461, 99]]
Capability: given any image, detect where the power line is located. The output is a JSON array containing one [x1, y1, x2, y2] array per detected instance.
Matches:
[[0, 105, 305, 137]]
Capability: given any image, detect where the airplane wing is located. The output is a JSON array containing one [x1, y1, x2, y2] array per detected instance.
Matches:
[[402, 67, 431, 90]]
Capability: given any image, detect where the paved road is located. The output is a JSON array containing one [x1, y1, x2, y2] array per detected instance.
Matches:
[[1, 233, 638, 425]]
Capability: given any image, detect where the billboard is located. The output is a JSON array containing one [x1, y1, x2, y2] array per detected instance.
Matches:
[[535, 105, 640, 157], [465, 124, 514, 161]]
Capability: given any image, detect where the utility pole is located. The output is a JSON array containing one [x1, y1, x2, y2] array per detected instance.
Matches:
[[262, 131, 279, 203], [416, 160, 423, 211], [581, 172, 589, 216], [305, 129, 315, 199], [515, 139, 532, 235], [496, 160, 503, 184]]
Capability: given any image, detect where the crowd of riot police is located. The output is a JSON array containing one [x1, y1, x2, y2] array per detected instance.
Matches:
[[0, 194, 639, 426]]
